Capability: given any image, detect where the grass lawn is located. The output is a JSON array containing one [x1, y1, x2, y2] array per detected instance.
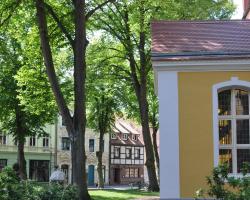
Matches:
[[89, 189, 159, 200]]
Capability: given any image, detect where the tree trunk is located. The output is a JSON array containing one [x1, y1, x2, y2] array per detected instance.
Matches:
[[152, 128, 159, 180], [126, 40, 160, 191], [96, 131, 104, 188], [17, 139, 27, 180], [35, 0, 90, 199], [137, 88, 159, 191], [71, 126, 89, 200], [137, 6, 159, 190], [15, 105, 27, 180], [72, 0, 90, 199]]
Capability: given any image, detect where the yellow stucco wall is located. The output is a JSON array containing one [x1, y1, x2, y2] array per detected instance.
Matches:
[[178, 71, 250, 197]]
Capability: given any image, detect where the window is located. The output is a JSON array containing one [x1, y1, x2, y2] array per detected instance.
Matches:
[[130, 168, 134, 177], [125, 148, 132, 159], [132, 135, 137, 141], [111, 133, 116, 139], [29, 136, 36, 146], [0, 134, 6, 145], [43, 137, 49, 148], [0, 159, 7, 172], [114, 147, 120, 158], [62, 137, 70, 150], [218, 89, 250, 173], [125, 168, 130, 177], [122, 133, 128, 140], [62, 117, 66, 126], [29, 160, 49, 182], [134, 148, 140, 159], [124, 168, 139, 178], [134, 168, 139, 178], [89, 139, 94, 152], [61, 164, 69, 183]]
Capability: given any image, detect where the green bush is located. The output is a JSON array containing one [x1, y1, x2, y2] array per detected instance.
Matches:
[[0, 167, 78, 200], [0, 167, 23, 200], [196, 163, 250, 200]]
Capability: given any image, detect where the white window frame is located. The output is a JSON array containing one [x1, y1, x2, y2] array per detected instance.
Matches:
[[0, 134, 7, 145], [29, 136, 36, 147], [114, 147, 120, 158], [213, 77, 250, 176], [42, 137, 49, 148], [132, 134, 137, 141], [122, 133, 128, 140], [111, 133, 116, 139], [125, 147, 132, 158], [61, 137, 71, 151]]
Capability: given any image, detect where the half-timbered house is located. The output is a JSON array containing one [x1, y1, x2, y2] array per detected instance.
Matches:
[[110, 119, 144, 185]]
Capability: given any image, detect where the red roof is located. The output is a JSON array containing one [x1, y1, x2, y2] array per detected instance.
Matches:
[[151, 20, 250, 61], [243, 0, 250, 19]]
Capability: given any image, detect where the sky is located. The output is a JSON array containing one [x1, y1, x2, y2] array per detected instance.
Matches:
[[232, 0, 243, 19]]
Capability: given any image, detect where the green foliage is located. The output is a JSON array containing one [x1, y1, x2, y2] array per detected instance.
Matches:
[[0, 167, 78, 200], [198, 163, 250, 200], [87, 85, 117, 134], [0, 33, 56, 143], [37, 183, 78, 200], [88, 0, 235, 126], [0, 167, 22, 200]]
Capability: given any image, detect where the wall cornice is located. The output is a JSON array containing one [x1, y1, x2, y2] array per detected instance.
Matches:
[[153, 59, 250, 95]]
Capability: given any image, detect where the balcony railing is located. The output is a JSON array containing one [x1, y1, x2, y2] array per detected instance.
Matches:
[[0, 145, 54, 153]]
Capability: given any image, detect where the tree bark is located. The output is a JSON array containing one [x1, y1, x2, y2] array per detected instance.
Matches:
[[17, 139, 26, 180], [96, 131, 104, 188], [71, 0, 90, 199], [15, 105, 27, 180], [35, 0, 90, 199], [137, 85, 159, 191], [123, 5, 159, 191], [152, 128, 159, 179]]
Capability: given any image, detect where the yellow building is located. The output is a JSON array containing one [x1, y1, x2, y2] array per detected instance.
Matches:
[[152, 20, 250, 198]]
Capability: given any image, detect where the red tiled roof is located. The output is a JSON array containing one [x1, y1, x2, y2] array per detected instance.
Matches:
[[151, 20, 250, 61], [111, 118, 144, 146], [243, 0, 250, 19]]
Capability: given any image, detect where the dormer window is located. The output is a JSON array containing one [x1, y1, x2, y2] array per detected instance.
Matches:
[[122, 133, 128, 140], [111, 133, 116, 139], [132, 135, 137, 141]]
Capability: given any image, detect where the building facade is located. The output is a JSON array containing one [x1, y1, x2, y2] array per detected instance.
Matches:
[[0, 124, 56, 182], [152, 20, 250, 198], [0, 116, 110, 186], [55, 116, 110, 186], [110, 119, 144, 185]]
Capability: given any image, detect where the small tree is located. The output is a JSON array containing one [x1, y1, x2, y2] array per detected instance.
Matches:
[[87, 86, 117, 188]]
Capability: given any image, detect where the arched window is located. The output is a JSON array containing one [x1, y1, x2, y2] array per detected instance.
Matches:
[[218, 88, 250, 173]]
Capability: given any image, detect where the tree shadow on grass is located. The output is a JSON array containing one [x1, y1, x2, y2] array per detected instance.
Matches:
[[90, 189, 159, 200], [101, 189, 159, 196]]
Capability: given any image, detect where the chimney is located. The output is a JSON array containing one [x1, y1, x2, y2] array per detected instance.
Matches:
[[243, 0, 250, 19]]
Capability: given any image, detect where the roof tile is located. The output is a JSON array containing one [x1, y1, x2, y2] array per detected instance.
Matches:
[[151, 20, 250, 61]]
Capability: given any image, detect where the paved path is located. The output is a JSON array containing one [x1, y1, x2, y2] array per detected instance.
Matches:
[[133, 197, 159, 200], [88, 185, 138, 190]]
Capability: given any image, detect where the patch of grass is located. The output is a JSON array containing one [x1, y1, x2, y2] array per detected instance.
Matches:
[[89, 189, 159, 200]]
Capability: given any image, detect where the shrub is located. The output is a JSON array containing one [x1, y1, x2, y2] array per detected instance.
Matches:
[[197, 163, 250, 200], [0, 167, 78, 200]]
